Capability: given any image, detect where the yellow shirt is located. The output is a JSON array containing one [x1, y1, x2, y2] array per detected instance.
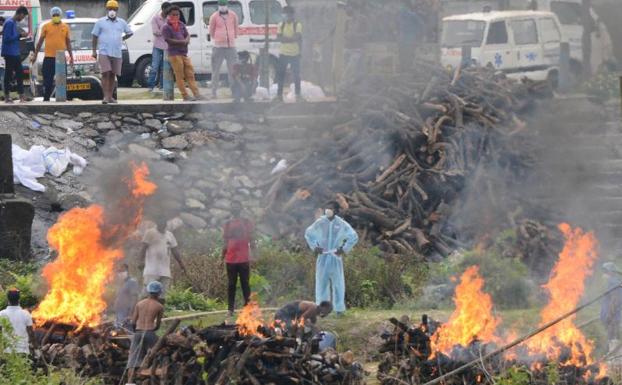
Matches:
[[279, 21, 302, 57], [41, 22, 70, 58]]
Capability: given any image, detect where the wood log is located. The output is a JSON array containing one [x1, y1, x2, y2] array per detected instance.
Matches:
[[140, 320, 181, 370]]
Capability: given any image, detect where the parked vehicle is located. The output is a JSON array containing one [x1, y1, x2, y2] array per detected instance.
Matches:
[[441, 10, 563, 84], [124, 0, 285, 87]]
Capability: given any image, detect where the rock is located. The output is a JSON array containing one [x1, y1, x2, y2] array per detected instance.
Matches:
[[152, 161, 180, 176], [144, 119, 162, 130], [185, 198, 205, 210], [187, 112, 204, 120], [208, 208, 229, 220], [72, 137, 97, 149], [235, 175, 256, 189], [128, 143, 159, 159], [218, 121, 244, 133], [81, 128, 100, 138], [180, 212, 207, 230], [141, 113, 154, 119], [213, 198, 231, 210], [194, 180, 217, 190], [166, 120, 194, 134], [197, 120, 217, 130], [78, 112, 93, 119], [185, 188, 207, 202], [59, 193, 90, 210], [169, 112, 185, 120], [123, 117, 142, 125], [53, 119, 83, 133], [185, 131, 212, 147], [33, 115, 50, 125], [54, 112, 72, 119], [97, 121, 115, 131], [161, 135, 189, 150], [156, 148, 176, 160]]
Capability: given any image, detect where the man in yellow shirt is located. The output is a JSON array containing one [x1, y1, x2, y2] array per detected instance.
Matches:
[[31, 7, 74, 101], [276, 6, 302, 102]]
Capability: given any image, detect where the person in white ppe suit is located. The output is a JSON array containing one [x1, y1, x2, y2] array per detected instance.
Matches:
[[304, 203, 358, 315]]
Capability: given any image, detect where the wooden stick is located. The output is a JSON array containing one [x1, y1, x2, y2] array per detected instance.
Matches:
[[140, 320, 180, 370], [161, 308, 279, 323], [422, 284, 622, 385], [40, 323, 58, 346]]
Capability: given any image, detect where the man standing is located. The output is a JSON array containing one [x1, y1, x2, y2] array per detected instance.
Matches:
[[113, 263, 139, 329], [222, 201, 255, 317], [2, 6, 29, 103], [0, 289, 36, 355], [31, 7, 74, 102], [601, 262, 622, 353], [162, 5, 204, 101], [140, 219, 186, 296], [147, 1, 170, 94], [276, 6, 302, 102], [208, 0, 238, 98], [305, 203, 358, 315], [126, 281, 164, 384], [91, 0, 133, 104]]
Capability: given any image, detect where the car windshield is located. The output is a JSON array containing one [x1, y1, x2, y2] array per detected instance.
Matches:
[[441, 20, 485, 47], [551, 1, 582, 25], [203, 1, 244, 25], [249, 0, 283, 24], [39, 22, 95, 51]]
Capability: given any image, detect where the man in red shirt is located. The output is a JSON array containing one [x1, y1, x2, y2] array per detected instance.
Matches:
[[222, 201, 256, 316]]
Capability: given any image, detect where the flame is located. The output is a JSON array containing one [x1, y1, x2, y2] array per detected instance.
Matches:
[[33, 162, 156, 330], [431, 266, 501, 354], [236, 299, 265, 337], [525, 223, 598, 366]]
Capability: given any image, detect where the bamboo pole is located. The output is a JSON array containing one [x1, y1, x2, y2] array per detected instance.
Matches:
[[161, 307, 279, 323], [422, 284, 622, 385]]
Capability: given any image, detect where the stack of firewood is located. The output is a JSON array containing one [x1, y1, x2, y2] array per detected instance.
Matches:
[[263, 63, 548, 257]]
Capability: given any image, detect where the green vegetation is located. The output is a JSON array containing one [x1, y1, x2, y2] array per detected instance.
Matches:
[[165, 286, 223, 312], [581, 69, 621, 102], [0, 259, 42, 310]]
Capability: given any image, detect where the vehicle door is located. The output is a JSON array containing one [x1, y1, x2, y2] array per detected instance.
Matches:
[[480, 20, 517, 71], [202, 0, 244, 72], [245, 0, 283, 52], [538, 17, 562, 68], [508, 18, 542, 71], [170, 1, 202, 70]]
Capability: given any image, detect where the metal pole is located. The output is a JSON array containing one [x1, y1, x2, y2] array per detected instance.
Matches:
[[581, 0, 593, 80], [163, 51, 174, 100], [422, 283, 622, 385], [332, 1, 346, 95], [559, 42, 571, 92], [54, 50, 66, 102], [260, 0, 270, 88]]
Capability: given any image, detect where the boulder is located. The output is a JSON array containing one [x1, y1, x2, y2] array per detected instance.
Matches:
[[180, 212, 207, 230], [161, 135, 189, 150], [144, 119, 163, 130], [185, 188, 207, 202], [128, 143, 159, 160], [53, 119, 83, 132], [166, 120, 194, 134], [185, 198, 206, 210], [218, 121, 245, 133], [96, 121, 115, 131]]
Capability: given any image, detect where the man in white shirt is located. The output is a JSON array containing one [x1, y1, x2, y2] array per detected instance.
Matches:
[[0, 288, 36, 354], [140, 218, 186, 296]]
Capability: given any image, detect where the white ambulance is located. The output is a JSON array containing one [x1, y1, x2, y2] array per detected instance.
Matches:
[[441, 10, 564, 84], [124, 0, 285, 86]]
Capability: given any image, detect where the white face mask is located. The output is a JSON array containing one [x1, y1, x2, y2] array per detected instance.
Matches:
[[108, 10, 117, 19], [219, 5, 228, 12], [325, 209, 335, 219]]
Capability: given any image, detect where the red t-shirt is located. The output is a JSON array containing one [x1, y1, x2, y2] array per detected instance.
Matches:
[[223, 218, 254, 264]]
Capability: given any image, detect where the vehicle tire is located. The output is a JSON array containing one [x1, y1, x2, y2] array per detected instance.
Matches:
[[117, 74, 133, 87], [135, 56, 152, 88]]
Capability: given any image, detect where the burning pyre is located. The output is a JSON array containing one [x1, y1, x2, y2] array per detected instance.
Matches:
[[378, 223, 611, 385]]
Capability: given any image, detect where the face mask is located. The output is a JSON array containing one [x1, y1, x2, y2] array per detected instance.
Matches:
[[52, 16, 61, 24], [219, 5, 228, 13], [168, 14, 180, 23], [118, 271, 128, 280], [108, 10, 117, 19], [325, 209, 335, 219]]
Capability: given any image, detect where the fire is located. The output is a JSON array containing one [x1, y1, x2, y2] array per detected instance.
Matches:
[[33, 162, 156, 330], [431, 266, 501, 354], [236, 300, 265, 337], [525, 223, 598, 366]]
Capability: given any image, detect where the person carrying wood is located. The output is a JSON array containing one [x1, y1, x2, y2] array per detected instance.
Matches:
[[304, 203, 358, 316], [274, 300, 333, 331], [601, 262, 622, 354], [222, 201, 256, 317], [126, 281, 164, 385]]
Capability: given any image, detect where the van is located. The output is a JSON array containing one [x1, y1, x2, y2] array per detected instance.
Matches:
[[124, 0, 285, 87], [441, 10, 563, 84]]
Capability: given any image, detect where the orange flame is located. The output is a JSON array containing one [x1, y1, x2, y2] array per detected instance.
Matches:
[[236, 300, 265, 337], [432, 266, 501, 354], [525, 223, 598, 366], [33, 162, 156, 330]]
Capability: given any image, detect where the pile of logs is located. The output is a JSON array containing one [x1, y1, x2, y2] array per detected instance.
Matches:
[[376, 316, 611, 385], [35, 320, 365, 385], [263, 62, 547, 257]]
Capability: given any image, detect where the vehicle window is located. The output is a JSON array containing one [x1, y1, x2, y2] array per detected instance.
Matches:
[[40, 22, 95, 51], [249, 0, 283, 25], [539, 18, 561, 44], [441, 20, 486, 47], [128, 0, 153, 25], [203, 1, 244, 25], [551, 1, 581, 25], [509, 19, 538, 45], [173, 1, 196, 26], [486, 21, 508, 45]]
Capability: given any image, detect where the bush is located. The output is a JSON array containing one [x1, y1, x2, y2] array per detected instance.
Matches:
[[0, 273, 41, 310], [165, 286, 222, 312]]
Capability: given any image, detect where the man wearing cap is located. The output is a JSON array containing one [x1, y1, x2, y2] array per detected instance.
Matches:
[[601, 262, 622, 353], [92, 0, 133, 104], [126, 281, 164, 384], [276, 6, 302, 102], [0, 289, 37, 355], [32, 7, 74, 102], [208, 0, 239, 98]]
